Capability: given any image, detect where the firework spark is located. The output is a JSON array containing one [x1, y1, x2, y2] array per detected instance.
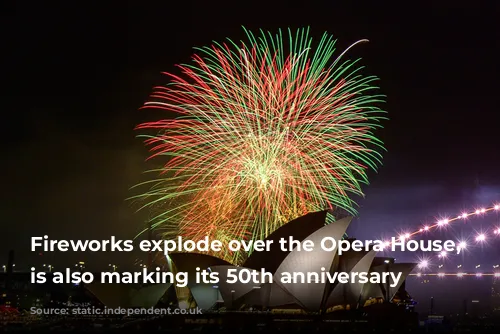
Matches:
[[133, 27, 386, 263]]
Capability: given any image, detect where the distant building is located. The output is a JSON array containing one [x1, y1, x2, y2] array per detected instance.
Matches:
[[0, 271, 104, 310], [87, 211, 416, 313]]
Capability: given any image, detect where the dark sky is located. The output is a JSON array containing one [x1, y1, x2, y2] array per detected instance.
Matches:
[[1, 0, 499, 287]]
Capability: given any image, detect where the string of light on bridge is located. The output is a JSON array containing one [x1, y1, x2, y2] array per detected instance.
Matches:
[[376, 202, 500, 267], [380, 203, 500, 249], [409, 272, 500, 278]]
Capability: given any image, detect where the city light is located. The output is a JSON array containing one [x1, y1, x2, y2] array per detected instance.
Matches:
[[75, 262, 85, 271], [438, 219, 449, 226], [476, 234, 486, 242], [457, 241, 467, 252], [43, 264, 54, 272], [418, 260, 429, 269]]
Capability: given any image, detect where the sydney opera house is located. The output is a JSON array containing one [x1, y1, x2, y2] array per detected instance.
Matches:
[[87, 211, 416, 314]]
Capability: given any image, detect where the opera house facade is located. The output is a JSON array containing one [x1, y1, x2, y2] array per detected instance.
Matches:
[[87, 211, 416, 313]]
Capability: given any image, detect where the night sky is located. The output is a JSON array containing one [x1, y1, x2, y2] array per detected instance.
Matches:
[[1, 0, 499, 300]]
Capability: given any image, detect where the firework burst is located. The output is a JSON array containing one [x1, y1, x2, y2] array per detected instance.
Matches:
[[133, 27, 386, 263]]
